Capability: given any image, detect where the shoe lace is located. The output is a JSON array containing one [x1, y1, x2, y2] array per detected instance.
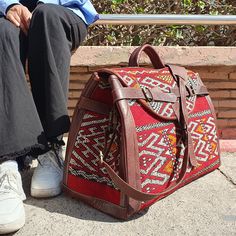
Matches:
[[51, 142, 64, 169], [38, 140, 64, 169], [0, 169, 21, 195]]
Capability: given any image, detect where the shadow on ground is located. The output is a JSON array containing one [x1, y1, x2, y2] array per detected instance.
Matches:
[[21, 168, 148, 224]]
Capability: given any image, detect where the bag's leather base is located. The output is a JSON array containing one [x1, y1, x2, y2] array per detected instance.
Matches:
[[62, 184, 129, 220], [63, 157, 220, 220]]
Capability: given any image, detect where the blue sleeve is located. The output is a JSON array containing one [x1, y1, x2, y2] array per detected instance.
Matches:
[[36, 0, 99, 25], [38, 0, 87, 7], [38, 0, 59, 4], [0, 0, 20, 15], [59, 0, 87, 6]]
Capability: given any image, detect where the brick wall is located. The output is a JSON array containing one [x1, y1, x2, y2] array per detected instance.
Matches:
[[68, 47, 236, 139], [185, 66, 236, 139]]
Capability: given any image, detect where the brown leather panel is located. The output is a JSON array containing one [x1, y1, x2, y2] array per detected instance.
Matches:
[[63, 184, 129, 220], [179, 76, 198, 167], [63, 77, 99, 185], [109, 75, 142, 214], [151, 86, 177, 102], [171, 85, 209, 97], [168, 65, 198, 167], [78, 96, 111, 115], [167, 64, 187, 80], [172, 101, 180, 121], [112, 87, 177, 103], [197, 85, 209, 95]]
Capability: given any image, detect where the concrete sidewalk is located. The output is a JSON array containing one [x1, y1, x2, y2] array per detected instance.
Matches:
[[12, 152, 236, 236]]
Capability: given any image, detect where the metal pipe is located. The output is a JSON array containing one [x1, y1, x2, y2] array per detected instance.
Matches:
[[94, 14, 236, 25]]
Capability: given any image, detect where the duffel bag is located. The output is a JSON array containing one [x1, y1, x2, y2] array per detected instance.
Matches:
[[63, 44, 221, 220]]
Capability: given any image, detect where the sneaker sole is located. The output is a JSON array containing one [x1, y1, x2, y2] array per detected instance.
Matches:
[[0, 210, 25, 234], [30, 187, 61, 198]]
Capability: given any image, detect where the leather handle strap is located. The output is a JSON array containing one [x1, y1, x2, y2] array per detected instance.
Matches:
[[112, 85, 209, 104], [171, 85, 209, 97], [168, 65, 198, 167], [112, 86, 177, 103], [100, 147, 189, 202], [129, 44, 165, 69], [78, 96, 112, 115]]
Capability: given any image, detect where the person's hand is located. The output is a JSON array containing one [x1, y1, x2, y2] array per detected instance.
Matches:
[[6, 4, 32, 35]]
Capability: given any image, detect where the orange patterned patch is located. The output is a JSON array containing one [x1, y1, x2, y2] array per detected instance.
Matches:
[[164, 160, 174, 174]]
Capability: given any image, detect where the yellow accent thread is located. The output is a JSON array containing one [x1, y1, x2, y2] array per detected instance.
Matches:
[[211, 142, 216, 152], [168, 134, 176, 146], [164, 161, 173, 174], [196, 125, 204, 134]]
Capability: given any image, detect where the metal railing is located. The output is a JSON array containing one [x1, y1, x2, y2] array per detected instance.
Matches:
[[95, 14, 236, 25]]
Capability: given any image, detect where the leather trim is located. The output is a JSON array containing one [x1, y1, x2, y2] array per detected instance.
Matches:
[[168, 65, 198, 167], [63, 184, 129, 220], [112, 87, 177, 103], [63, 74, 99, 186], [171, 85, 209, 97], [109, 75, 142, 215], [112, 85, 208, 104], [78, 96, 112, 115]]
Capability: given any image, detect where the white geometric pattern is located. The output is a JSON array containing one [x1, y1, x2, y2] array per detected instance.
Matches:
[[138, 132, 171, 189], [189, 115, 218, 161], [69, 111, 120, 187]]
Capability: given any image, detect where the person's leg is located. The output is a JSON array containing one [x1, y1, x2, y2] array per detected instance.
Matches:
[[0, 16, 47, 234], [27, 4, 87, 197], [28, 3, 87, 141], [0, 17, 47, 164]]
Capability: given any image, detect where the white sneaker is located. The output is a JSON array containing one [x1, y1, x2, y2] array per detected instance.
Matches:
[[0, 162, 26, 234], [30, 148, 64, 198]]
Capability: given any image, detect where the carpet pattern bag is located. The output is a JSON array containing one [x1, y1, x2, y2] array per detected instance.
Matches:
[[63, 44, 221, 219]]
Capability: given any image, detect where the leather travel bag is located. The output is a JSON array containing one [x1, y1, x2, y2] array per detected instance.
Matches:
[[63, 44, 221, 220]]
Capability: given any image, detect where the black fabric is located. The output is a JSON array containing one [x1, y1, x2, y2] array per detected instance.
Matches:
[[19, 0, 38, 12], [0, 3, 87, 168]]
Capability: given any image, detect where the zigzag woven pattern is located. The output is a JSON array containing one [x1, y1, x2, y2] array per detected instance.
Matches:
[[69, 110, 120, 189], [112, 67, 220, 197]]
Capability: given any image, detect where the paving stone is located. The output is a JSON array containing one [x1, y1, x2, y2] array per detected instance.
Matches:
[[17, 153, 236, 236]]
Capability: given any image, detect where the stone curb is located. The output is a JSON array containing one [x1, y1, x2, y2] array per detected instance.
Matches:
[[71, 46, 236, 67], [220, 140, 236, 152]]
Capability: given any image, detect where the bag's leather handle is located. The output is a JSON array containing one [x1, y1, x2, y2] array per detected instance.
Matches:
[[168, 65, 198, 167], [129, 44, 165, 69]]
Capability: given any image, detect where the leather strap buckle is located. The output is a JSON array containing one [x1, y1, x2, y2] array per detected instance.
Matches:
[[142, 87, 153, 102]]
